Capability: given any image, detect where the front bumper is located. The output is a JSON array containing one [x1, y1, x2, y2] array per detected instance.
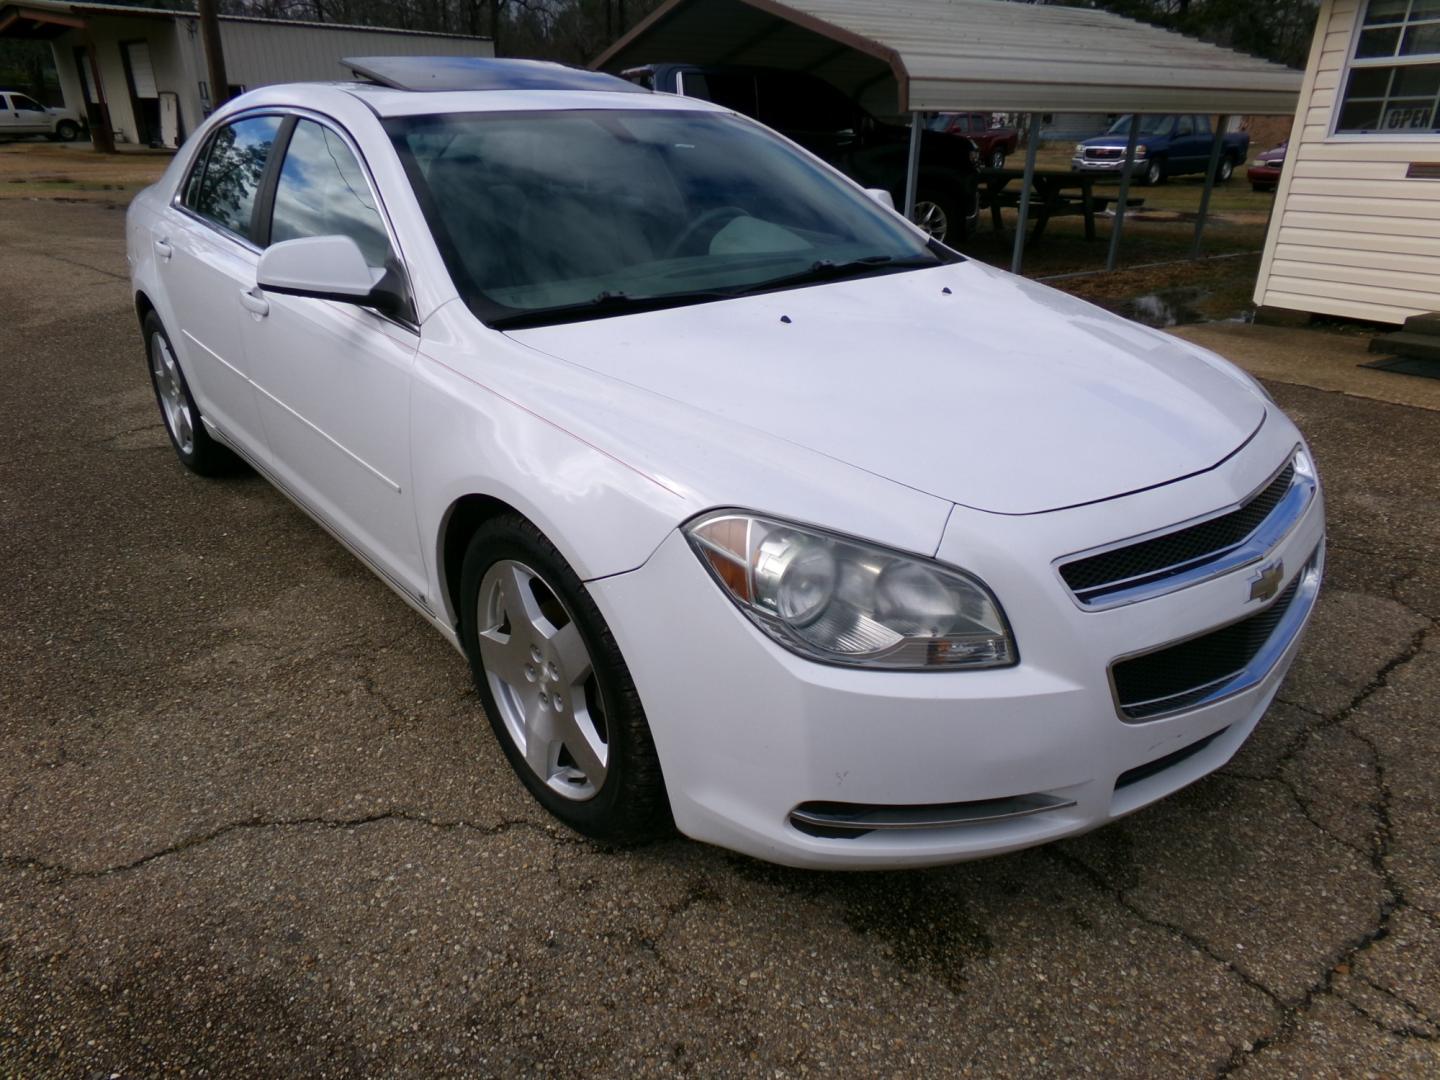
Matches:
[[589, 419, 1324, 869], [1072, 155, 1141, 173]]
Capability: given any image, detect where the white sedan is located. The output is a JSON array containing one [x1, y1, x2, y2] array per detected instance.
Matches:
[[126, 57, 1324, 869]]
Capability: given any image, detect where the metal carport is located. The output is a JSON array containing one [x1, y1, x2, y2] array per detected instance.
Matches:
[[593, 0, 1304, 273]]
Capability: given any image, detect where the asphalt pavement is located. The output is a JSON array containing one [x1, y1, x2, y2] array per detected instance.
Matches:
[[2, 199, 1438, 1077]]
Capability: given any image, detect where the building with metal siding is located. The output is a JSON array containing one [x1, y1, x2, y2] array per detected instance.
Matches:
[[0, 1, 492, 147], [1254, 0, 1440, 325]]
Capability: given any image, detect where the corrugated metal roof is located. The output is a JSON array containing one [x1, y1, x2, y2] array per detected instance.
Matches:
[[593, 0, 1303, 115]]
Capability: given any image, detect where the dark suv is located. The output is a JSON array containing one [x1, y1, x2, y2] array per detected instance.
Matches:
[[622, 63, 981, 242]]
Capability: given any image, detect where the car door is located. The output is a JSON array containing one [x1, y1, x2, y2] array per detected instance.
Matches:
[[158, 113, 282, 457], [6, 93, 46, 134], [243, 117, 425, 597], [1171, 114, 1206, 170], [0, 95, 16, 135]]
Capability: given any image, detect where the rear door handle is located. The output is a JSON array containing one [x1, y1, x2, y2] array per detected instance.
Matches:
[[153, 238, 172, 260], [239, 288, 269, 317]]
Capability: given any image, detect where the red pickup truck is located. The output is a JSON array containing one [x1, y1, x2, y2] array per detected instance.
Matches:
[[928, 113, 1019, 169]]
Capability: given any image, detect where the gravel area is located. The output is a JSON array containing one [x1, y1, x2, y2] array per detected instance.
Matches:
[[2, 199, 1438, 1077]]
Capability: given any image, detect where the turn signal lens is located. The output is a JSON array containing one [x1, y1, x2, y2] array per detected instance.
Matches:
[[686, 512, 1016, 670]]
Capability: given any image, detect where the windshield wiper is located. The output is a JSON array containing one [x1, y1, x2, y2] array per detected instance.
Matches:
[[488, 255, 944, 330], [488, 288, 737, 330], [726, 254, 941, 297]]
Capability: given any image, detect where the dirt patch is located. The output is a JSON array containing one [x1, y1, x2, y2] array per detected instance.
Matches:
[[0, 143, 169, 202]]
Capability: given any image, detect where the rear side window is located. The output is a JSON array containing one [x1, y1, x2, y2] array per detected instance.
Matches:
[[269, 119, 390, 267], [184, 115, 282, 241]]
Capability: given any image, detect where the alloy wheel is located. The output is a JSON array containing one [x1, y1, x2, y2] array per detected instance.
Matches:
[[150, 331, 194, 455], [476, 559, 609, 800], [912, 200, 949, 241]]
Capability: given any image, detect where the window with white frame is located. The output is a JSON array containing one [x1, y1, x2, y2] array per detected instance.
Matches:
[[1337, 0, 1440, 133]]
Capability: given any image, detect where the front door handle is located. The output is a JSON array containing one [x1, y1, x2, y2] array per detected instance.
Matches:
[[239, 288, 269, 317], [153, 238, 172, 260]]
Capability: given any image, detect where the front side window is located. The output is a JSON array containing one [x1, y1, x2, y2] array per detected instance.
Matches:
[[11, 95, 44, 112], [269, 119, 390, 267], [185, 115, 282, 240], [1338, 0, 1440, 133], [389, 109, 951, 328]]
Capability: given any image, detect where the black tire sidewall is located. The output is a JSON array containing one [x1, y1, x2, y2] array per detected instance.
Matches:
[[1145, 160, 1164, 186], [56, 120, 78, 141], [142, 311, 238, 477], [459, 517, 667, 841]]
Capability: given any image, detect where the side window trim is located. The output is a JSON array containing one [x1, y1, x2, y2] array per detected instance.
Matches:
[[251, 114, 298, 247]]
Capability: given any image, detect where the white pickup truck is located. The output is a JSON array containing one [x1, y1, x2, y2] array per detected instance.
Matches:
[[0, 90, 82, 141]]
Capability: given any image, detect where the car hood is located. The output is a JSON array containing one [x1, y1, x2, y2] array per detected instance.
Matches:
[[505, 261, 1266, 515]]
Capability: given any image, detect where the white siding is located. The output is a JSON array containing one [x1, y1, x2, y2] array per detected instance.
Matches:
[[1254, 0, 1440, 324]]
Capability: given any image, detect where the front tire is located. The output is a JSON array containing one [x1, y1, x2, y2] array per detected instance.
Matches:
[[143, 311, 241, 476], [1215, 157, 1235, 183], [460, 515, 668, 842], [1142, 158, 1165, 186]]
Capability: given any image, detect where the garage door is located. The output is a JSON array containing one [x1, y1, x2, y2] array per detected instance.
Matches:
[[124, 42, 157, 98]]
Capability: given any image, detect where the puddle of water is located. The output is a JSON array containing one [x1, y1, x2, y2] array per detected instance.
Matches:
[[1112, 287, 1254, 329]]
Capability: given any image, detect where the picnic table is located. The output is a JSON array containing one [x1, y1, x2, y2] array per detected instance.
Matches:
[[975, 168, 1143, 244]]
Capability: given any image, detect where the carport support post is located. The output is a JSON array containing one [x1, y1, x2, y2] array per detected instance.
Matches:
[[83, 40, 115, 154], [1192, 114, 1232, 258], [1105, 114, 1141, 272], [903, 111, 922, 219], [1010, 113, 1039, 275]]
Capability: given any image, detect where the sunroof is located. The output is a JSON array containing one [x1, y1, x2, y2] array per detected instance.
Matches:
[[343, 56, 648, 94]]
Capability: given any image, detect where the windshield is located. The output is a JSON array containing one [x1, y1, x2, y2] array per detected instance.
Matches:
[[387, 109, 952, 327], [1105, 115, 1176, 137]]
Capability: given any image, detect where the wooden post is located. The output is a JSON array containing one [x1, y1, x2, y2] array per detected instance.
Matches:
[[84, 39, 114, 153], [198, 0, 229, 111]]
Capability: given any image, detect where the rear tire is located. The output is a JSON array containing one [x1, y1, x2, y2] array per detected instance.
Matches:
[[460, 515, 669, 843], [143, 311, 242, 477], [55, 119, 79, 142], [988, 148, 1006, 170]]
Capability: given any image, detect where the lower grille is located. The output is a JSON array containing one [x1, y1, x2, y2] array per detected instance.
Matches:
[[1111, 559, 1309, 721], [790, 793, 1074, 838], [1115, 728, 1227, 790]]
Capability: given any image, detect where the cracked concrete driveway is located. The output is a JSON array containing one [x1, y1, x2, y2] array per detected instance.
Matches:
[[3, 198, 1439, 1078]]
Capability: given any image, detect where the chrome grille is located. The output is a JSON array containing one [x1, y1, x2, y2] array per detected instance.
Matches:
[[1062, 463, 1294, 602], [1111, 561, 1308, 722]]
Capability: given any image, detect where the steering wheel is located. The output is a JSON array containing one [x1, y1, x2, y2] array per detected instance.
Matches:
[[666, 205, 748, 258]]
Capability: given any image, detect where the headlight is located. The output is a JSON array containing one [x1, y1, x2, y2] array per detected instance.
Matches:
[[685, 511, 1016, 670], [1133, 144, 1148, 157], [1074, 143, 1086, 155]]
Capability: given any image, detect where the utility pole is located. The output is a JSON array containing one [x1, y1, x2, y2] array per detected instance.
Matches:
[[197, 0, 229, 113]]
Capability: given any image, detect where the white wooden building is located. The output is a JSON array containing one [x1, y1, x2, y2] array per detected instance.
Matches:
[[1255, 0, 1440, 324], [0, 1, 492, 148]]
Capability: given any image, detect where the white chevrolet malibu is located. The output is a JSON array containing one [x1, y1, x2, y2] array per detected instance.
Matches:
[[126, 58, 1324, 869]]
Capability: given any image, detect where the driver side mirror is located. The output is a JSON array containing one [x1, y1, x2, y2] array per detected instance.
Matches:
[[256, 235, 411, 321]]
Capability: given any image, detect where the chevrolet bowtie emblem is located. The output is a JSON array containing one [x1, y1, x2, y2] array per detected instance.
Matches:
[[1249, 561, 1285, 603]]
